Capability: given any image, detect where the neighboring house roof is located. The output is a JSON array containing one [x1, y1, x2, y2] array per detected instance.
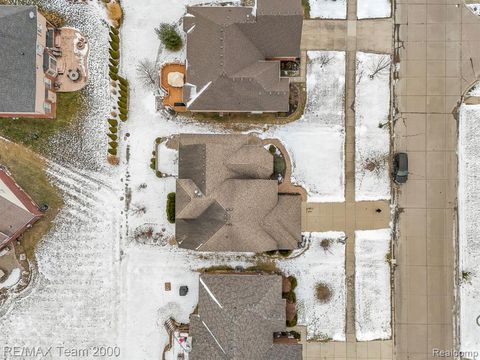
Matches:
[[183, 0, 303, 112], [175, 134, 301, 252], [0, 167, 42, 249], [0, 6, 39, 113], [189, 273, 302, 360]]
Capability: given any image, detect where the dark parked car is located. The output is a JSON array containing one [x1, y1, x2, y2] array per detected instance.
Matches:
[[393, 153, 408, 183]]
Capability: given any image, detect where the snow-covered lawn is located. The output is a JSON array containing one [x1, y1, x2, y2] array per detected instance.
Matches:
[[355, 229, 391, 341], [309, 0, 346, 19], [357, 0, 391, 19], [278, 232, 346, 341], [458, 104, 480, 354], [355, 52, 391, 201], [266, 51, 345, 202]]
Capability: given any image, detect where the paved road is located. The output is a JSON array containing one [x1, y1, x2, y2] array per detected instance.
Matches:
[[393, 2, 480, 359]]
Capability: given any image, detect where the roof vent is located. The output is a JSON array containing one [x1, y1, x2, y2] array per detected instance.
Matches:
[[29, 11, 35, 19]]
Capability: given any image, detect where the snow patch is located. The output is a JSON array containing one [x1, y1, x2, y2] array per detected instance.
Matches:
[[458, 104, 480, 354], [355, 229, 391, 341], [357, 0, 391, 19], [309, 0, 347, 19], [355, 52, 391, 201]]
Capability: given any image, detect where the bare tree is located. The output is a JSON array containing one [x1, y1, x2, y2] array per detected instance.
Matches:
[[368, 55, 391, 79], [136, 59, 158, 90], [318, 53, 334, 68]]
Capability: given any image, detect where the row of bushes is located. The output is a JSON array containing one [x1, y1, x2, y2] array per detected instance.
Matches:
[[107, 118, 118, 157], [283, 276, 298, 328], [107, 26, 129, 163], [166, 192, 176, 223]]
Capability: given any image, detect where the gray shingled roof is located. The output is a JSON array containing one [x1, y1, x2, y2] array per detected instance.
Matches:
[[189, 273, 302, 360], [183, 0, 303, 112], [175, 134, 302, 252], [0, 6, 39, 113]]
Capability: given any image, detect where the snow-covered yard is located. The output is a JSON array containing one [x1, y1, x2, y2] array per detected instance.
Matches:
[[309, 0, 346, 19], [355, 52, 391, 201], [355, 229, 391, 341], [278, 232, 346, 341], [458, 103, 480, 353], [266, 51, 345, 202], [357, 0, 391, 19]]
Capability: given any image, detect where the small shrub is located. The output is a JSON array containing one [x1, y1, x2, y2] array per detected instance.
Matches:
[[110, 41, 120, 52], [109, 126, 118, 134], [109, 49, 119, 60], [108, 148, 117, 156], [119, 77, 129, 87], [110, 58, 119, 67], [166, 192, 176, 223], [155, 137, 162, 144], [290, 331, 301, 340], [320, 238, 331, 251], [107, 133, 118, 141], [109, 32, 120, 43], [108, 119, 118, 127], [283, 291, 296, 303], [109, 65, 119, 75], [109, 141, 118, 149], [109, 72, 118, 81], [288, 276, 298, 290], [278, 249, 293, 257], [119, 114, 127, 122], [268, 145, 276, 154], [150, 163, 156, 170], [463, 271, 472, 283], [110, 26, 119, 36], [155, 23, 183, 51], [315, 283, 332, 303], [156, 170, 163, 178], [286, 314, 298, 328]]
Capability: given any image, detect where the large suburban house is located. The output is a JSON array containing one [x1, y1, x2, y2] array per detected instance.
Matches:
[[0, 167, 43, 250], [175, 134, 302, 252], [0, 5, 89, 119], [188, 273, 302, 359], [161, 0, 303, 113]]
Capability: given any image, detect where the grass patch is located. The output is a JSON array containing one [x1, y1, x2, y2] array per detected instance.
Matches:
[[302, 0, 311, 19], [0, 91, 86, 156], [0, 139, 63, 261]]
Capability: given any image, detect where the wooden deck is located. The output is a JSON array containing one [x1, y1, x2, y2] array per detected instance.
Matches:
[[56, 27, 89, 93], [160, 63, 187, 112]]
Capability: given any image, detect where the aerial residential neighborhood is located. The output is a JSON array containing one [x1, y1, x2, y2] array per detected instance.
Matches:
[[0, 0, 480, 359]]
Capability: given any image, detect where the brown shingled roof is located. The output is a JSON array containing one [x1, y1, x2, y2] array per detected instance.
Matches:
[[189, 273, 302, 360], [175, 134, 301, 252], [0, 167, 42, 249], [183, 0, 303, 112]]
